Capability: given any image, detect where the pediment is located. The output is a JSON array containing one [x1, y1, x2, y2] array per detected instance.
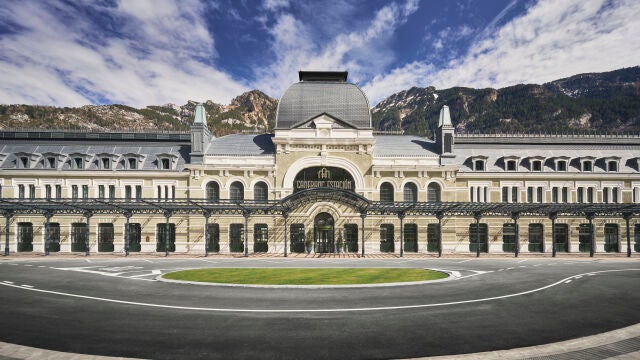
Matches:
[[291, 113, 358, 130]]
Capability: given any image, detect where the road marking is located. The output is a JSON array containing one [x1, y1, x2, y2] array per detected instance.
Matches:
[[3, 281, 14, 284], [21, 285, 33, 288], [38, 266, 45, 268], [2, 269, 637, 313], [516, 259, 528, 263], [24, 264, 32, 267], [565, 280, 572, 283], [140, 259, 154, 263], [457, 259, 473, 263]]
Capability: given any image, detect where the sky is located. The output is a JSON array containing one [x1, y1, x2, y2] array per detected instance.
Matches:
[[0, 0, 639, 107]]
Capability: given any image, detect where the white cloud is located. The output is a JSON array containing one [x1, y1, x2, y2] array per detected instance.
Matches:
[[253, 0, 420, 97], [363, 0, 640, 105], [0, 0, 248, 107], [264, 0, 290, 11]]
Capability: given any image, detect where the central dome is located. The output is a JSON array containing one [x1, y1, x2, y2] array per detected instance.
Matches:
[[275, 71, 372, 129]]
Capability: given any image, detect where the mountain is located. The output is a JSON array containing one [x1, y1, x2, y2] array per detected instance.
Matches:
[[0, 90, 278, 137], [1, 67, 638, 136], [372, 66, 640, 136]]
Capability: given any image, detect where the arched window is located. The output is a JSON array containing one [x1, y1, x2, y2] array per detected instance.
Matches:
[[254, 181, 268, 202], [229, 181, 244, 202], [206, 181, 219, 202], [427, 183, 441, 202], [380, 182, 394, 203], [403, 183, 417, 202]]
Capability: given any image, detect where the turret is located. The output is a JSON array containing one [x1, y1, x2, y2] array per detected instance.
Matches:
[[436, 105, 455, 157], [190, 103, 213, 164]]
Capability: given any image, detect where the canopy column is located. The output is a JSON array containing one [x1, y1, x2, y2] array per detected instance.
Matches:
[[44, 212, 53, 256], [124, 211, 132, 256], [512, 212, 520, 258], [244, 210, 250, 257], [204, 211, 211, 257], [474, 212, 482, 258], [587, 213, 595, 257], [164, 211, 172, 257], [399, 212, 405, 258], [550, 212, 558, 257], [624, 213, 632, 258], [283, 212, 288, 258], [360, 212, 366, 258], [84, 211, 92, 256], [436, 212, 444, 258], [4, 211, 12, 256]]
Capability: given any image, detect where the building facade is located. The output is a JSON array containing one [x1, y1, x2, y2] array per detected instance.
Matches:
[[1, 71, 639, 256]]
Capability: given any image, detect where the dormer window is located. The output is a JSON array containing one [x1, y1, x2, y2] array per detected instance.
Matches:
[[161, 158, 170, 170], [474, 160, 485, 171], [101, 158, 111, 170], [506, 160, 517, 171], [74, 157, 84, 169], [20, 156, 29, 168], [47, 157, 56, 169], [557, 161, 567, 171], [608, 161, 618, 172], [582, 161, 593, 172], [532, 160, 542, 172], [128, 158, 137, 170]]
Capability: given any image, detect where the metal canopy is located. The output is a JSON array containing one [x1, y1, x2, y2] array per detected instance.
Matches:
[[0, 191, 638, 218]]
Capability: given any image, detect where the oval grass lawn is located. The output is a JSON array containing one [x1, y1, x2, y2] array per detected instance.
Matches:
[[162, 268, 448, 285]]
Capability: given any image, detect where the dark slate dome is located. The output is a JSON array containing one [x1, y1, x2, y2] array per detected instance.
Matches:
[[275, 71, 372, 129]]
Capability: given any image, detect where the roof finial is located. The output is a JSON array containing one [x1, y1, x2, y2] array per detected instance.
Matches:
[[194, 103, 207, 124], [438, 105, 452, 127]]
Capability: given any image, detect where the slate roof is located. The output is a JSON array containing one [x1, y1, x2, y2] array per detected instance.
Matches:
[[372, 135, 438, 157], [276, 82, 371, 129], [0, 142, 189, 170], [205, 134, 275, 156]]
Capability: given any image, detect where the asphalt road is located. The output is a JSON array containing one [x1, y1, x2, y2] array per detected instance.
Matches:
[[0, 256, 638, 359]]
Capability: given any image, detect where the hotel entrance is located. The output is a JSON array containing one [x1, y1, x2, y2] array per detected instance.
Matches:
[[314, 212, 334, 253]]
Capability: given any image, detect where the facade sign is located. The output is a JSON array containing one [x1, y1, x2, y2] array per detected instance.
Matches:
[[294, 166, 355, 192]]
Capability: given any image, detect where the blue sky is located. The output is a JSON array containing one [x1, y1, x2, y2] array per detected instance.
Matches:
[[0, 0, 638, 107]]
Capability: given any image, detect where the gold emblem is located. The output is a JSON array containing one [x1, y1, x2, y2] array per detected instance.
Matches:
[[318, 167, 331, 180]]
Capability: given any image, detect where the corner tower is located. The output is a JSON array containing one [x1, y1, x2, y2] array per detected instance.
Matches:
[[190, 103, 213, 164], [436, 105, 455, 157]]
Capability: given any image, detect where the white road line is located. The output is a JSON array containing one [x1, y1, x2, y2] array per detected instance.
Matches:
[[140, 259, 154, 263], [457, 259, 473, 263], [24, 264, 32, 267], [6, 269, 635, 313], [3, 281, 14, 284], [38, 266, 45, 268], [21, 285, 33, 288], [85, 259, 91, 263], [565, 280, 572, 284], [516, 259, 528, 263]]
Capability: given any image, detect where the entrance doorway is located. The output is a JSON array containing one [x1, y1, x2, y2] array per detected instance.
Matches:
[[314, 212, 334, 253]]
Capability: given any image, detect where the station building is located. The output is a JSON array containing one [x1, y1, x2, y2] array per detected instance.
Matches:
[[1, 71, 639, 256]]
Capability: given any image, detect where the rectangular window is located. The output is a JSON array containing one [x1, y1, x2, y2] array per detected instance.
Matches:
[[55, 185, 61, 199], [603, 188, 609, 203], [20, 157, 29, 168], [29, 184, 35, 200], [82, 185, 88, 199], [612, 188, 618, 203], [157, 185, 162, 200], [18, 184, 25, 199], [537, 187, 543, 203], [527, 187, 533, 203], [469, 223, 488, 253], [229, 224, 244, 253], [511, 187, 518, 203], [502, 187, 508, 203], [557, 161, 567, 171], [379, 224, 395, 253], [290, 224, 306, 253], [470, 187, 475, 202], [98, 223, 114, 252], [74, 157, 83, 169], [98, 185, 105, 200], [577, 187, 584, 203], [502, 223, 517, 253], [128, 158, 137, 170], [48, 223, 61, 252], [71, 223, 87, 252], [444, 133, 453, 153], [562, 187, 568, 203], [17, 222, 33, 252], [552, 187, 558, 203], [579, 223, 592, 253], [156, 223, 176, 252], [125, 185, 132, 201], [253, 224, 269, 252], [172, 186, 176, 200], [528, 224, 544, 253], [45, 184, 52, 200], [604, 224, 619, 253], [126, 223, 142, 252], [161, 158, 170, 170], [135, 185, 142, 200], [102, 158, 110, 169], [47, 157, 56, 169], [506, 160, 516, 171], [71, 185, 78, 200], [583, 161, 592, 172], [427, 223, 440, 252], [403, 223, 418, 252], [344, 224, 358, 253], [554, 224, 569, 252], [109, 185, 115, 200], [587, 187, 594, 203]]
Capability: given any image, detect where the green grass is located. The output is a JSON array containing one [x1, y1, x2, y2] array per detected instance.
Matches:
[[162, 268, 448, 285]]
